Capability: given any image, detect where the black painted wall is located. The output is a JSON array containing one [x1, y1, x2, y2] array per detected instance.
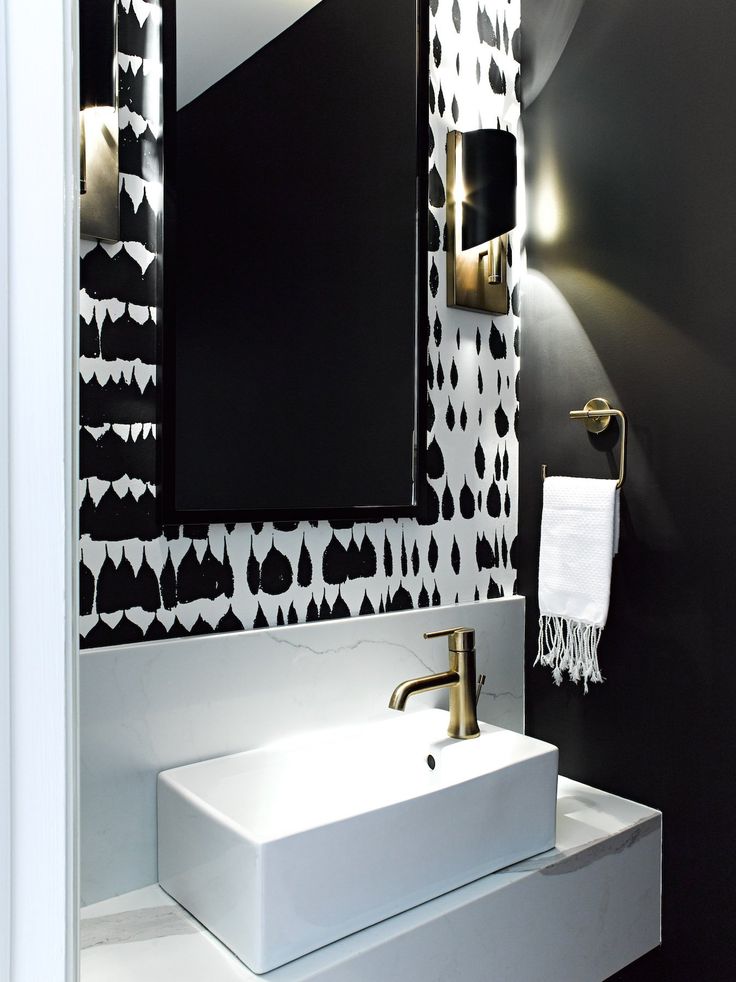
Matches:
[[520, 1, 736, 978]]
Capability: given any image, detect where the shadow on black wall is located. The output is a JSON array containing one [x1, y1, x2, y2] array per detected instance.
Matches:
[[521, 0, 736, 978]]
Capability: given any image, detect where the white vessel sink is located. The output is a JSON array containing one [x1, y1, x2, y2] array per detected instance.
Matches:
[[157, 708, 558, 974]]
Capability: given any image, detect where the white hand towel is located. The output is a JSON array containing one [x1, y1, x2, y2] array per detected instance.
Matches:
[[535, 477, 620, 692]]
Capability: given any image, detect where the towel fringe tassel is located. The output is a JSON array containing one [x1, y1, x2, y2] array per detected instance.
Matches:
[[535, 615, 603, 694]]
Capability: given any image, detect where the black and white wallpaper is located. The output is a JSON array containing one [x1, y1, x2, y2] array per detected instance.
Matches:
[[79, 0, 522, 647]]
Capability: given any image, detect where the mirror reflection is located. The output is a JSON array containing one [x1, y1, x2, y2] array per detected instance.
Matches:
[[163, 0, 426, 523]]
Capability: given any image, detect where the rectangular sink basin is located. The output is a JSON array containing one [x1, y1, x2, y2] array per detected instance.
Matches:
[[158, 708, 558, 973]]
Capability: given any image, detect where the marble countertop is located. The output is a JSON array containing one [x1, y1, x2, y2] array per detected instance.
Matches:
[[80, 777, 661, 982]]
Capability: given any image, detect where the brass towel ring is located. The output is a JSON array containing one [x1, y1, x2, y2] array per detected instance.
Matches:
[[541, 398, 627, 489]]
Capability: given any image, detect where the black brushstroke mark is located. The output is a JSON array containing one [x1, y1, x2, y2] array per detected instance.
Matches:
[[273, 522, 299, 532], [252, 522, 264, 534], [428, 533, 439, 572], [332, 589, 350, 620], [411, 542, 420, 577], [359, 532, 377, 577], [287, 603, 298, 625], [503, 13, 509, 53], [510, 535, 518, 570], [475, 441, 486, 479], [160, 550, 177, 609], [442, 480, 455, 520], [297, 535, 312, 587], [432, 582, 441, 607], [427, 354, 435, 391], [426, 436, 444, 479], [436, 355, 445, 390], [495, 402, 509, 437], [389, 584, 413, 612], [261, 541, 293, 595], [502, 533, 509, 567], [322, 533, 348, 585], [182, 523, 208, 540], [451, 538, 461, 574], [383, 533, 393, 577], [432, 30, 442, 67], [429, 259, 439, 298], [433, 312, 442, 346], [504, 488, 511, 518], [80, 616, 116, 649], [429, 80, 436, 114], [80, 553, 95, 616], [460, 480, 475, 518], [452, 0, 461, 32], [189, 614, 214, 637], [476, 533, 494, 570], [514, 406, 519, 438], [511, 283, 520, 316], [450, 359, 458, 389], [460, 404, 467, 430], [477, 367, 484, 395], [80, 314, 100, 358], [417, 481, 440, 526], [400, 533, 408, 578], [276, 607, 285, 627], [319, 592, 331, 620], [503, 447, 509, 480], [144, 615, 168, 641], [133, 549, 160, 611], [88, 486, 158, 543], [489, 58, 506, 95], [487, 574, 503, 600], [456, 328, 461, 349], [119, 187, 158, 254], [490, 322, 507, 359], [107, 612, 145, 645], [428, 210, 440, 251], [514, 327, 520, 357], [306, 596, 319, 622], [219, 541, 234, 598], [429, 0, 438, 15], [176, 542, 206, 604], [445, 399, 455, 431], [477, 5, 495, 45], [214, 606, 242, 632], [495, 449, 502, 480], [247, 539, 261, 595], [428, 123, 434, 157], [418, 582, 430, 608], [437, 85, 445, 117], [487, 481, 502, 518], [427, 394, 436, 432], [253, 604, 268, 629], [451, 95, 459, 124], [359, 592, 375, 616], [347, 534, 362, 580]]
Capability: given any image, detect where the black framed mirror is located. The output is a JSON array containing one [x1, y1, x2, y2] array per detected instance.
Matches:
[[161, 0, 428, 524]]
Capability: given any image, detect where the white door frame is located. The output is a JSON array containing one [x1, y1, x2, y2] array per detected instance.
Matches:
[[2, 0, 78, 979]]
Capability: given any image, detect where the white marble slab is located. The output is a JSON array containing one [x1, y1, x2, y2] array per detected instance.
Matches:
[[80, 598, 524, 904], [81, 778, 662, 982]]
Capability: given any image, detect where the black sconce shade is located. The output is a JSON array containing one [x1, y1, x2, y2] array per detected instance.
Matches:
[[461, 129, 517, 250], [79, 0, 117, 108]]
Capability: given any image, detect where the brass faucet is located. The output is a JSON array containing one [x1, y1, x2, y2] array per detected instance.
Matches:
[[388, 627, 481, 739]]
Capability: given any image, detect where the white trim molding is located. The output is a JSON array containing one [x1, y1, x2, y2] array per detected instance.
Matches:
[[3, 0, 78, 979]]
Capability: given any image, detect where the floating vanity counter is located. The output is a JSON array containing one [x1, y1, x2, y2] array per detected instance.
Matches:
[[81, 778, 661, 982]]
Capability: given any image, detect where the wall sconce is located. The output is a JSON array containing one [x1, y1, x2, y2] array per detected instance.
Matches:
[[79, 0, 119, 242], [446, 129, 517, 314]]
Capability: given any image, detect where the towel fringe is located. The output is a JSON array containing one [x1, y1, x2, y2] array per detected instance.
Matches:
[[535, 615, 604, 694]]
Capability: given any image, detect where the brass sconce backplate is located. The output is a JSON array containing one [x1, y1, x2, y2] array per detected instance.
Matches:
[[446, 131, 509, 315]]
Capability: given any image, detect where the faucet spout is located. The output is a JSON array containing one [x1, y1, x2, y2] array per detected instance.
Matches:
[[388, 627, 481, 739], [388, 670, 460, 711]]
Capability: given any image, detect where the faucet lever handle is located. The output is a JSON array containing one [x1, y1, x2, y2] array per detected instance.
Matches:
[[423, 627, 475, 652]]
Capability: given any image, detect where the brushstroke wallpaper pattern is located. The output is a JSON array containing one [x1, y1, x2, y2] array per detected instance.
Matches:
[[79, 0, 522, 647]]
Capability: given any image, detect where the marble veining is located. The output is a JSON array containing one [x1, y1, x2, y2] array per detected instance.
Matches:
[[81, 905, 197, 949]]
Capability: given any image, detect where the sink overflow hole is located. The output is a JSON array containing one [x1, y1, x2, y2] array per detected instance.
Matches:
[[426, 754, 436, 770]]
